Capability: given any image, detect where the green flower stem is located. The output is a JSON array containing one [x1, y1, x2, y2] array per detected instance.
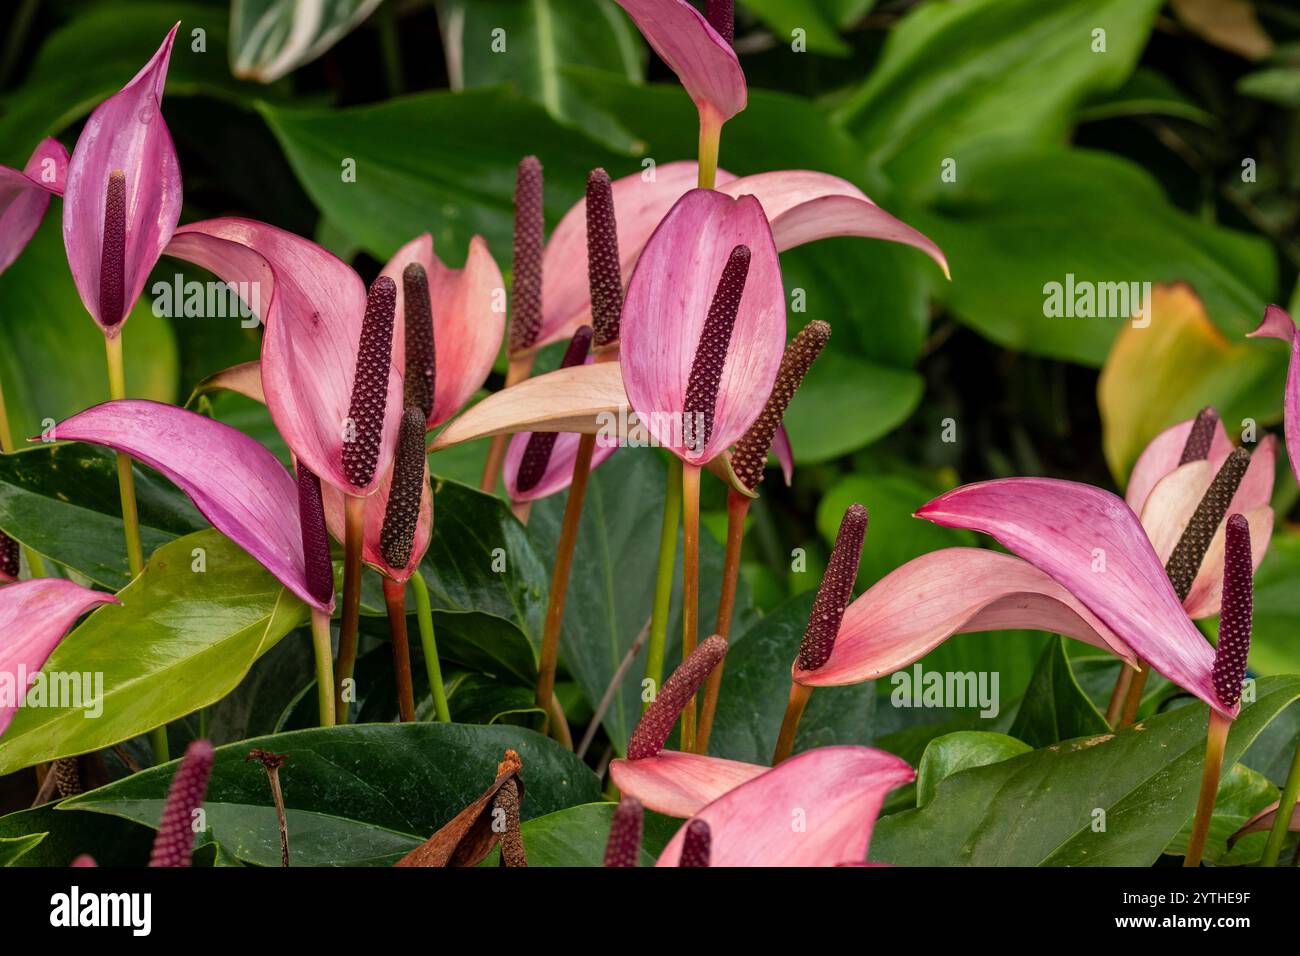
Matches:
[[1185, 710, 1230, 867], [697, 109, 722, 189], [1262, 736, 1300, 866], [335, 493, 366, 722], [104, 336, 144, 579], [0, 373, 13, 453], [643, 456, 683, 710], [410, 572, 450, 723], [149, 728, 169, 765], [310, 607, 337, 727]]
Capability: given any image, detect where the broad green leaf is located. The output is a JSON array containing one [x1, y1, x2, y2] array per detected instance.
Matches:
[[708, 591, 875, 764], [441, 0, 645, 148], [478, 802, 679, 866], [63, 723, 603, 866], [783, 352, 923, 463], [0, 215, 179, 458], [740, 0, 852, 56], [529, 450, 756, 754], [230, 0, 383, 83], [912, 148, 1277, 366], [420, 476, 549, 645], [1233, 531, 1300, 678], [0, 1, 283, 165], [915, 731, 1031, 807], [871, 675, 1300, 866], [0, 444, 205, 589], [1009, 636, 1111, 748], [834, 0, 1163, 191], [1079, 68, 1215, 125], [1166, 762, 1278, 865], [1238, 67, 1300, 108], [200, 627, 317, 744], [0, 834, 44, 866], [1097, 283, 1283, 481], [0, 804, 153, 867], [0, 531, 307, 774]]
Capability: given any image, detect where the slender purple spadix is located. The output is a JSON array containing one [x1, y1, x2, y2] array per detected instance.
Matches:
[[509, 156, 544, 356], [0, 531, 18, 579], [683, 245, 750, 455], [515, 326, 594, 493], [798, 503, 868, 671], [98, 170, 126, 327], [148, 739, 215, 867], [627, 634, 728, 759], [586, 169, 623, 349], [1179, 406, 1218, 465], [342, 276, 398, 488], [379, 407, 429, 571], [706, 0, 735, 45], [296, 464, 334, 606], [1212, 514, 1252, 708], [1165, 447, 1250, 601], [731, 320, 830, 491], [603, 795, 644, 867], [679, 819, 711, 867], [403, 263, 436, 420]]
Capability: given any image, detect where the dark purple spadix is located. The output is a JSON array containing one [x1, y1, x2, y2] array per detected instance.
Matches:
[[379, 407, 429, 572], [99, 170, 127, 327], [706, 0, 734, 45], [1212, 514, 1252, 708], [148, 739, 215, 867], [798, 503, 868, 671], [603, 795, 644, 867], [296, 464, 334, 606], [679, 819, 711, 867], [1165, 447, 1250, 602], [731, 320, 830, 491], [586, 168, 623, 349], [403, 263, 436, 421], [683, 245, 750, 455], [509, 156, 544, 356], [0, 531, 18, 579], [627, 634, 728, 759], [1178, 407, 1219, 465], [515, 325, 593, 493], [342, 276, 397, 489]]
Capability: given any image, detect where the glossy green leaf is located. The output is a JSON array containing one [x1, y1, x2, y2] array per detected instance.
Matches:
[[834, 0, 1163, 192], [915, 731, 1031, 807], [1009, 636, 1111, 748], [740, 0, 851, 56], [707, 591, 875, 764], [0, 531, 307, 774], [1235, 531, 1300, 677], [0, 444, 205, 589], [1079, 68, 1215, 125], [230, 0, 383, 83], [0, 804, 153, 868], [783, 352, 923, 463], [1166, 762, 1278, 865], [0, 215, 179, 457], [63, 723, 603, 866], [1238, 68, 1300, 108], [0, 833, 44, 866], [871, 675, 1300, 866], [478, 802, 679, 867]]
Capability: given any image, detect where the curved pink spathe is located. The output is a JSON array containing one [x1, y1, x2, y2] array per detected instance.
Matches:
[[62, 25, 182, 334], [536, 164, 947, 350], [613, 1, 746, 126], [1248, 304, 1300, 488], [917, 478, 1232, 719], [379, 233, 505, 428], [794, 548, 1138, 687], [609, 750, 767, 819], [0, 579, 118, 736], [0, 138, 68, 274], [50, 400, 332, 612], [1125, 415, 1233, 516], [655, 746, 914, 867], [320, 458, 432, 583], [165, 218, 400, 497], [620, 189, 785, 465], [502, 428, 621, 503]]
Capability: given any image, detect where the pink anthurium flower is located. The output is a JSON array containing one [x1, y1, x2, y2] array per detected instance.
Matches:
[[536, 162, 948, 350], [0, 137, 68, 273], [654, 746, 915, 867], [1, 579, 118, 735], [1248, 304, 1300, 487], [915, 478, 1239, 719], [50, 399, 335, 613], [62, 25, 182, 334], [0, 534, 18, 584], [613, 1, 746, 154]]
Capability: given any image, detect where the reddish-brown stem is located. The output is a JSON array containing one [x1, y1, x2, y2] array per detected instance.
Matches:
[[535, 432, 597, 727], [335, 494, 366, 722], [1185, 710, 1231, 867], [383, 577, 417, 722], [695, 488, 750, 754], [1119, 662, 1150, 728], [1105, 663, 1135, 728], [772, 682, 813, 765], [480, 354, 536, 493], [680, 463, 702, 753], [549, 693, 574, 751]]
